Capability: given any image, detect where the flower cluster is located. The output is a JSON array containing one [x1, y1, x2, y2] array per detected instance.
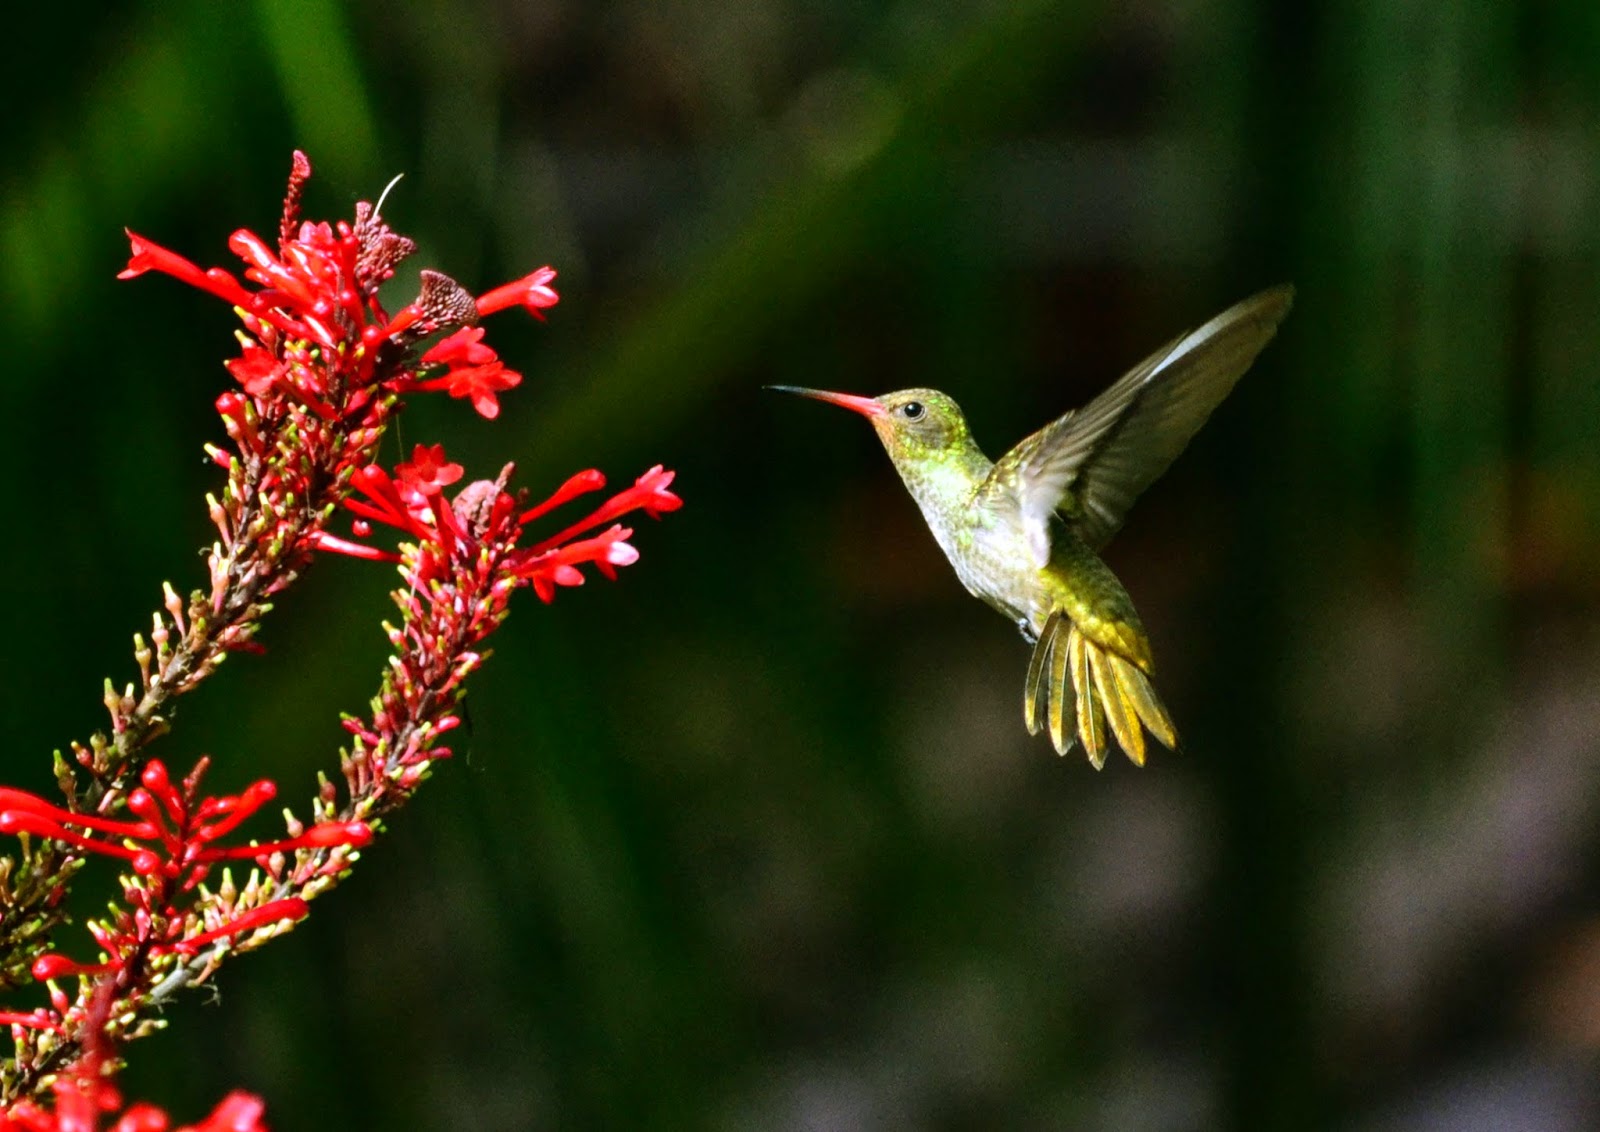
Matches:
[[1, 992, 267, 1132], [2, 1087, 266, 1132], [315, 451, 681, 811], [0, 152, 679, 1117], [0, 758, 370, 1092], [81, 151, 563, 802]]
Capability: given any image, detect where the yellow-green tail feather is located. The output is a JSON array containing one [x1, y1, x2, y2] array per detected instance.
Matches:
[[1023, 615, 1177, 767]]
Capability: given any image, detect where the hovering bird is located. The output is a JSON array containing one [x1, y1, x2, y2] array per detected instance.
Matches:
[[772, 285, 1293, 767]]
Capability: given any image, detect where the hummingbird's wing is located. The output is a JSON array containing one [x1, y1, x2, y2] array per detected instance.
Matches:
[[986, 285, 1294, 564]]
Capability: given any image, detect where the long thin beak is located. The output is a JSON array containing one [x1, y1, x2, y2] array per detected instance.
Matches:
[[766, 385, 886, 418]]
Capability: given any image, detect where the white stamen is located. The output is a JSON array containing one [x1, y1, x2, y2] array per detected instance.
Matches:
[[372, 172, 406, 221]]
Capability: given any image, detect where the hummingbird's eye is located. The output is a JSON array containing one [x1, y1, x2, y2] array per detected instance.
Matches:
[[901, 401, 925, 420]]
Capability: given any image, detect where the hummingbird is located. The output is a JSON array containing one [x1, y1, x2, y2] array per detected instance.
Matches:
[[772, 285, 1293, 767]]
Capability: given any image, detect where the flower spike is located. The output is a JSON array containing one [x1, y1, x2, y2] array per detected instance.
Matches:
[[0, 150, 667, 1117]]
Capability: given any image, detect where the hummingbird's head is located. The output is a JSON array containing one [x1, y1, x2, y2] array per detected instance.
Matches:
[[768, 386, 973, 465]]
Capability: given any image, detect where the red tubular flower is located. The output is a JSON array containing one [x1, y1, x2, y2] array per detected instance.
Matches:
[[474, 265, 559, 320], [303, 530, 399, 562], [31, 953, 104, 982], [117, 233, 254, 309], [212, 393, 262, 457], [443, 361, 521, 419], [395, 444, 463, 497], [170, 898, 309, 954], [0, 805, 161, 875], [518, 468, 607, 524], [221, 341, 280, 397], [522, 465, 682, 555], [0, 759, 371, 880], [628, 465, 683, 518], [0, 758, 370, 985], [408, 324, 533, 418], [120, 150, 561, 473], [178, 1093, 267, 1132], [314, 445, 679, 610], [420, 326, 497, 368], [197, 822, 373, 861], [339, 464, 431, 539], [411, 358, 522, 419], [0, 1010, 64, 1034], [109, 1106, 169, 1132], [0, 971, 269, 1129], [1, 1089, 268, 1132]]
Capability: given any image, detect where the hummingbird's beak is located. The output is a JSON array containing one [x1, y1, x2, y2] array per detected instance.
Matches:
[[766, 386, 886, 418]]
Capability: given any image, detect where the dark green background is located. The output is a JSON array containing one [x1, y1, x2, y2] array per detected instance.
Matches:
[[4, 1, 1600, 1128]]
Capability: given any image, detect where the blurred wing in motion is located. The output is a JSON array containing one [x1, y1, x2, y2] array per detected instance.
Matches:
[[988, 285, 1295, 562]]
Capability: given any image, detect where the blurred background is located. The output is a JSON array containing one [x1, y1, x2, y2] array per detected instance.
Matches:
[[3, 0, 1599, 1128]]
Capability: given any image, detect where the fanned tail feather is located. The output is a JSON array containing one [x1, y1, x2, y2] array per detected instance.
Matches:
[[1023, 615, 1177, 768]]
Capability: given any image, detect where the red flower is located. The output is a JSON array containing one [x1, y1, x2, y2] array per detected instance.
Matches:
[[177, 1093, 267, 1132], [303, 449, 679, 799], [0, 759, 370, 982], [516, 524, 641, 601], [1, 1088, 268, 1132], [430, 359, 521, 419], [420, 326, 497, 368], [0, 984, 265, 1132], [521, 465, 682, 554], [409, 328, 523, 418], [117, 234, 253, 309], [223, 340, 281, 397], [396, 444, 463, 497], [315, 446, 679, 609], [474, 266, 559, 320], [120, 151, 557, 435], [628, 465, 683, 518]]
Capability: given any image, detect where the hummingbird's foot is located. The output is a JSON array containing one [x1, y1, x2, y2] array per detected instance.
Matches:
[[1016, 618, 1037, 646]]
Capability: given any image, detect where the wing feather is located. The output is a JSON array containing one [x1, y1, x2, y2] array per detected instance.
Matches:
[[986, 285, 1294, 555]]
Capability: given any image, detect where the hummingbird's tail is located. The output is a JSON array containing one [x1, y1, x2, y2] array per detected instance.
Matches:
[[1023, 611, 1177, 767]]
